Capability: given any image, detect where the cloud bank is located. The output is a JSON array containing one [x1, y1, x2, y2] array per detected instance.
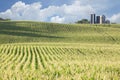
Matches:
[[109, 13, 120, 23], [0, 0, 119, 23], [0, 1, 94, 23]]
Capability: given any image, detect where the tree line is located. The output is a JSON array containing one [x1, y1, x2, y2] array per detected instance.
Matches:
[[75, 19, 90, 24], [0, 17, 11, 21]]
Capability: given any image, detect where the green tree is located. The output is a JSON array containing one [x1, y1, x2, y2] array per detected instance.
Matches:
[[76, 19, 90, 24], [0, 18, 4, 20], [0, 17, 11, 21]]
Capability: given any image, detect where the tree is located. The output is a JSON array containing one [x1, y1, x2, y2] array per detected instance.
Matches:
[[0, 17, 11, 21], [76, 19, 90, 24], [0, 18, 4, 20]]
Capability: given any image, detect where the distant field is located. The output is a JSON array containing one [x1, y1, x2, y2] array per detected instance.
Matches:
[[0, 21, 120, 44], [0, 21, 120, 80]]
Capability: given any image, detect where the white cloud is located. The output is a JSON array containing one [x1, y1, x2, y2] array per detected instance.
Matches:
[[0, 1, 42, 20], [109, 13, 120, 23], [0, 1, 95, 23], [50, 16, 65, 23]]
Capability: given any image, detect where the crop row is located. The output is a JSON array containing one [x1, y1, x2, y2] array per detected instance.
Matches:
[[0, 45, 85, 71], [0, 44, 120, 80]]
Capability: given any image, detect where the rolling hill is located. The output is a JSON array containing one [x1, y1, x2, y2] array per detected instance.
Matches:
[[0, 21, 120, 44], [0, 21, 120, 80]]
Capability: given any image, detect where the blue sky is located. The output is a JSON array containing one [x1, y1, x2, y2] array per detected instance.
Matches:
[[0, 0, 71, 12], [0, 0, 120, 23]]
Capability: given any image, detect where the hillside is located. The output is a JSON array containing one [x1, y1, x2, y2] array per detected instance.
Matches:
[[0, 21, 120, 44], [0, 21, 120, 80]]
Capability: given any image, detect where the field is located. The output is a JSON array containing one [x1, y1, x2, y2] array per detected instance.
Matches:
[[0, 21, 120, 80]]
